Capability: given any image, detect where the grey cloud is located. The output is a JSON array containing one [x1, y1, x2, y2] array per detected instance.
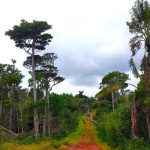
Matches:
[[44, 3, 143, 88], [46, 36, 139, 87]]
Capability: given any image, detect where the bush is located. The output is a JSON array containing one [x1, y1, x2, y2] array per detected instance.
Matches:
[[123, 138, 150, 150], [96, 103, 131, 148], [96, 98, 150, 149], [49, 94, 79, 137]]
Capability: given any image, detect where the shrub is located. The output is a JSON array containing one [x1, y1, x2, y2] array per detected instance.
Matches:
[[96, 103, 130, 148]]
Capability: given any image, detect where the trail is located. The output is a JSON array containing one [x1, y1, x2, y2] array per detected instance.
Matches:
[[63, 112, 102, 150]]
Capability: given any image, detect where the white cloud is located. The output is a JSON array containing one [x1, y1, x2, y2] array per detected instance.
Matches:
[[0, 0, 139, 96]]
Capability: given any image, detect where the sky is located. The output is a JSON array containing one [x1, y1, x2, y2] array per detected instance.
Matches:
[[0, 0, 142, 96]]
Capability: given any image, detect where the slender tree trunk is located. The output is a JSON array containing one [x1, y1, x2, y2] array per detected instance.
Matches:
[[144, 110, 150, 141], [131, 102, 138, 139], [43, 105, 46, 135], [43, 99, 46, 135], [8, 88, 13, 131], [143, 56, 150, 141], [19, 106, 24, 133], [43, 89, 49, 136], [47, 91, 51, 136], [0, 98, 2, 118], [43, 90, 47, 136], [32, 47, 39, 140], [9, 107, 13, 131], [111, 92, 115, 111], [17, 111, 20, 133]]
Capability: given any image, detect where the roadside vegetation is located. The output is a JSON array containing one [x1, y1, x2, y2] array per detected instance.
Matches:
[[1, 0, 150, 150], [0, 117, 84, 150]]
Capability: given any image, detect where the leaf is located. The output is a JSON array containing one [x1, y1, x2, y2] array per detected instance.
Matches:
[[129, 57, 140, 78], [96, 82, 125, 99]]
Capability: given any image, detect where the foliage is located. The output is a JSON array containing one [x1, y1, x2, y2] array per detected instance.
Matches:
[[134, 78, 150, 139], [144, 97, 150, 110], [97, 71, 129, 99], [96, 94, 150, 149], [96, 102, 131, 148], [5, 20, 53, 53], [129, 57, 140, 78], [127, 0, 150, 77], [127, 0, 150, 54], [94, 100, 112, 117], [0, 63, 23, 87], [0, 115, 85, 150], [100, 71, 129, 87], [135, 78, 150, 104], [48, 93, 79, 137], [5, 19, 54, 139], [96, 82, 125, 99], [122, 138, 150, 150]]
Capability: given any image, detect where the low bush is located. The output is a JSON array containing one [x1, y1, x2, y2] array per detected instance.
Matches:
[[96, 99, 150, 149], [97, 103, 130, 147]]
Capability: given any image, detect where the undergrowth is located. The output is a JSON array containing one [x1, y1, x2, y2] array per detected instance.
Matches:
[[0, 115, 84, 150]]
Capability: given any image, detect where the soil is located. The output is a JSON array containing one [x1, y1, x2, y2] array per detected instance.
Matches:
[[64, 112, 102, 150]]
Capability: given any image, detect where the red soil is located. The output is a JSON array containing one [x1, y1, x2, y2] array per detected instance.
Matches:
[[64, 112, 102, 150]]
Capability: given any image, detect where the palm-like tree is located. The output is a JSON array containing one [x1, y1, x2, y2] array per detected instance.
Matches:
[[127, 0, 150, 79], [127, 0, 150, 140]]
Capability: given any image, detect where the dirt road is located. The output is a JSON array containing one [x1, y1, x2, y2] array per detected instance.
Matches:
[[64, 112, 102, 150]]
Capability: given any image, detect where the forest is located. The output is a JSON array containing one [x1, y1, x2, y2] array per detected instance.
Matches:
[[0, 0, 150, 150]]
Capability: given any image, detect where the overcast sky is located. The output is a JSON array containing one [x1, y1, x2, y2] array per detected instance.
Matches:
[[0, 0, 142, 96]]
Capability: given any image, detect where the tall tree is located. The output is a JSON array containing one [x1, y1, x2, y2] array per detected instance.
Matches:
[[127, 0, 150, 140], [24, 53, 64, 135], [0, 61, 23, 131], [98, 71, 129, 111], [127, 0, 150, 79], [5, 20, 53, 139]]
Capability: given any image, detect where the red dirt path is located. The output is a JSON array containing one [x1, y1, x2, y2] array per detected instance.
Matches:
[[63, 112, 102, 150]]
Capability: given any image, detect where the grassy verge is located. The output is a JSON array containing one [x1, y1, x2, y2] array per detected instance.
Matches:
[[0, 115, 85, 150], [94, 123, 112, 150], [59, 115, 85, 149]]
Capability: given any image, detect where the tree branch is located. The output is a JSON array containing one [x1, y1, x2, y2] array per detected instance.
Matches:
[[0, 125, 18, 138]]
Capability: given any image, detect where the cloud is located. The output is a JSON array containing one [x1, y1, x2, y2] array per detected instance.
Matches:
[[0, 0, 141, 96], [48, 29, 134, 87]]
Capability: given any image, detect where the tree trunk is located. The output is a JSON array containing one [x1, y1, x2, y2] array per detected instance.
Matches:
[[43, 89, 48, 136], [142, 56, 150, 141], [143, 56, 150, 84], [0, 98, 2, 118], [112, 92, 115, 111], [32, 47, 39, 140], [43, 108, 46, 135], [144, 110, 150, 141], [131, 102, 138, 139], [9, 107, 13, 131], [8, 89, 13, 131], [47, 91, 51, 136], [19, 106, 24, 133], [17, 111, 20, 133]]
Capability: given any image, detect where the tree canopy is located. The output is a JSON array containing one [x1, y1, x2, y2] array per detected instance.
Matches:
[[99, 71, 129, 89], [5, 20, 53, 53]]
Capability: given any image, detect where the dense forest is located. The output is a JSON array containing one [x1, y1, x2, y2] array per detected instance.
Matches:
[[0, 0, 150, 150]]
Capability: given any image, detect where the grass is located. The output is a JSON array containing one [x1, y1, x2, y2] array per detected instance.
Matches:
[[59, 114, 85, 149], [0, 142, 54, 150], [0, 115, 85, 150], [93, 119, 112, 150], [0, 114, 113, 150]]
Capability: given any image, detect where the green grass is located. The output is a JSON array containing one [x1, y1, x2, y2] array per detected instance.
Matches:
[[61, 115, 85, 144], [94, 122, 112, 150], [0, 115, 85, 150]]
